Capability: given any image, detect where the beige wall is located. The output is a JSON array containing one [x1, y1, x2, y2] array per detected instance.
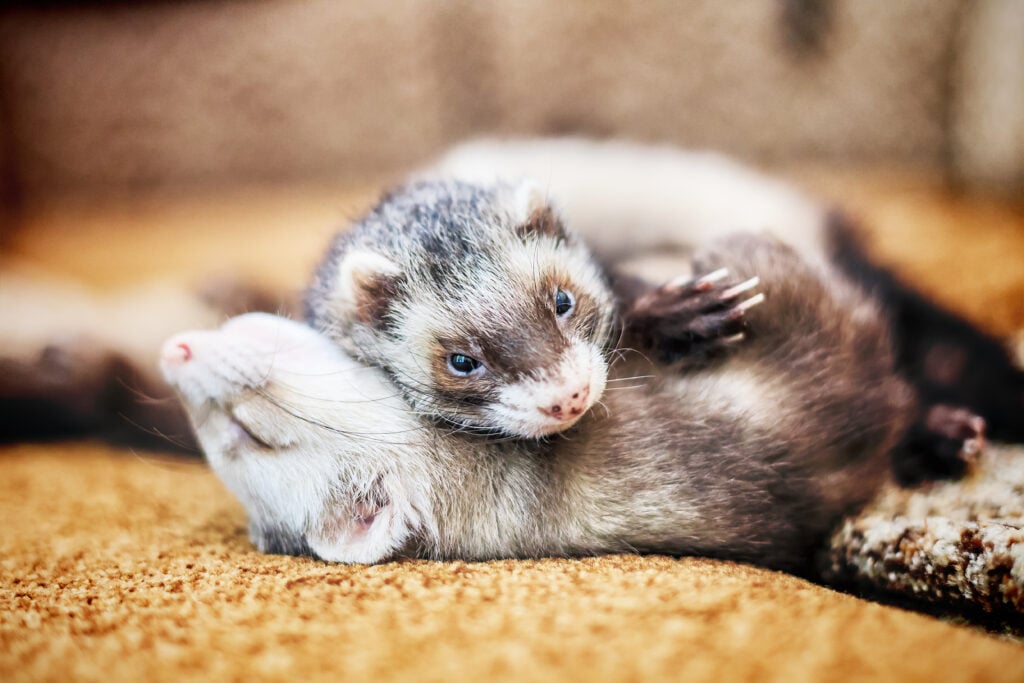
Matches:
[[1, 0, 1010, 202]]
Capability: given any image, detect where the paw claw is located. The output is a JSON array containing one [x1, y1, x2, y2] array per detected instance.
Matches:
[[626, 268, 765, 367], [719, 276, 760, 300], [736, 292, 766, 313], [969, 415, 986, 435], [925, 404, 987, 463], [695, 268, 730, 288], [962, 438, 983, 458]]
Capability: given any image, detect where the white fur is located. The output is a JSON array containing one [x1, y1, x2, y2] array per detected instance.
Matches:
[[428, 137, 830, 266], [511, 178, 549, 224], [350, 192, 616, 436], [334, 249, 402, 317], [160, 313, 434, 564], [488, 341, 608, 438]]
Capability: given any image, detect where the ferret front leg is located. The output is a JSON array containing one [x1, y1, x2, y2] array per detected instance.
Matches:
[[616, 268, 764, 367]]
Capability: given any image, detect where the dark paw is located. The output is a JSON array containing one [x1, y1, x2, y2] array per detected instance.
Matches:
[[625, 268, 765, 365], [923, 404, 986, 462], [894, 403, 987, 485]]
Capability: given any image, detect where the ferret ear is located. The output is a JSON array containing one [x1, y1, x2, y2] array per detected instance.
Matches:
[[510, 180, 567, 240], [307, 481, 413, 564], [336, 249, 403, 328]]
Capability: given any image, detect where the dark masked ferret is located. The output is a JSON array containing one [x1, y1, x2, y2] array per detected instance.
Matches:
[[165, 235, 912, 572], [305, 179, 757, 440], [431, 137, 1020, 481]]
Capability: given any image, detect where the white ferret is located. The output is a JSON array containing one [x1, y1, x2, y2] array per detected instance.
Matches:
[[164, 233, 910, 572]]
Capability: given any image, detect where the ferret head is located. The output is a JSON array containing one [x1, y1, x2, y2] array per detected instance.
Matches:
[[307, 179, 616, 438], [159, 313, 431, 564]]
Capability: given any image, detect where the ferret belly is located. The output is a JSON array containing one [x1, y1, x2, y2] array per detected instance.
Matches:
[[415, 359, 892, 570], [411, 237, 909, 569]]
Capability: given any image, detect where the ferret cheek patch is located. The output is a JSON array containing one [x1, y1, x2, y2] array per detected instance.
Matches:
[[336, 250, 404, 329]]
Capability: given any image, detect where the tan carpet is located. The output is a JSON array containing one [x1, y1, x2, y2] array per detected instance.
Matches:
[[3, 169, 1024, 680], [3, 443, 1024, 682]]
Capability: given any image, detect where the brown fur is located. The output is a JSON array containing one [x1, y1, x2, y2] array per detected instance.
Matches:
[[249, 235, 914, 571]]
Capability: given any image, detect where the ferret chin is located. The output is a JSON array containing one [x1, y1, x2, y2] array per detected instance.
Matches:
[[167, 233, 914, 573], [305, 179, 621, 440], [485, 340, 607, 438], [304, 177, 767, 441], [429, 137, 1018, 481]]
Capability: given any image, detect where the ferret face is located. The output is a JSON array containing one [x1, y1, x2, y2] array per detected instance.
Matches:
[[159, 313, 426, 565], [312, 180, 617, 438]]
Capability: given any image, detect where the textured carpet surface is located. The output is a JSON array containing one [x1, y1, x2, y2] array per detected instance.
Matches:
[[825, 444, 1024, 624], [3, 169, 1024, 680], [3, 443, 1024, 683]]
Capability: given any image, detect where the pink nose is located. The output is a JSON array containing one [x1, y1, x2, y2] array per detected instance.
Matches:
[[161, 340, 192, 365], [539, 387, 590, 420]]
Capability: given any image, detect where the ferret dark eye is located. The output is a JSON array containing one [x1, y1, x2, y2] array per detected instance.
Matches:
[[448, 353, 483, 376], [555, 289, 575, 317]]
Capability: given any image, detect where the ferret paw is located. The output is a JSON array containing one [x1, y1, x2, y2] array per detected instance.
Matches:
[[894, 404, 987, 485], [625, 268, 765, 366], [923, 403, 987, 464]]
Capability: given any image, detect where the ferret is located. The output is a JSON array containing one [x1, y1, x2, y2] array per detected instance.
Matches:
[[305, 179, 758, 440], [163, 234, 912, 571], [428, 137, 1021, 481]]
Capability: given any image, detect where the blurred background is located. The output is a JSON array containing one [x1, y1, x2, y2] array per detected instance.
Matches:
[[0, 0, 1022, 207], [3, 6, 1024, 666], [1, 0, 1022, 312], [1, 1, 1022, 450]]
